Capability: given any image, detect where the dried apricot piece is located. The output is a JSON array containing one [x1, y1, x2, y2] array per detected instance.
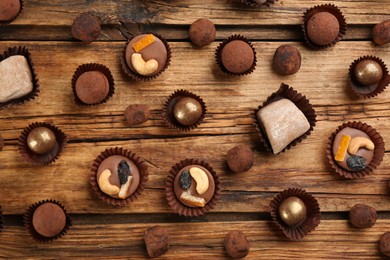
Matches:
[[335, 135, 351, 161], [132, 34, 156, 52]]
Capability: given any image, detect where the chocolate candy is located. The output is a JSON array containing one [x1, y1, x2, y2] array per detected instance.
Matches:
[[189, 18, 216, 47], [306, 12, 339, 46], [349, 204, 377, 229], [124, 104, 150, 127], [71, 13, 101, 43], [354, 59, 383, 86], [221, 40, 255, 74], [0, 0, 20, 21], [27, 127, 57, 155], [224, 231, 250, 259], [32, 202, 67, 238], [75, 71, 109, 105], [144, 226, 170, 258], [272, 45, 301, 75], [372, 19, 390, 46], [279, 196, 307, 226], [380, 232, 390, 257], [226, 145, 254, 173], [173, 97, 203, 126]]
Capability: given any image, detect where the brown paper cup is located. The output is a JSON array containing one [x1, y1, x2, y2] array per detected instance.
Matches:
[[0, 46, 39, 109], [18, 122, 67, 166], [89, 147, 149, 206], [120, 33, 171, 81], [162, 89, 207, 132], [165, 158, 221, 217], [71, 63, 115, 106], [348, 56, 389, 98], [241, 0, 277, 7], [215, 35, 257, 76], [253, 83, 317, 154], [23, 199, 71, 242], [302, 4, 346, 50], [0, 0, 23, 26], [326, 121, 385, 179], [269, 188, 321, 241]]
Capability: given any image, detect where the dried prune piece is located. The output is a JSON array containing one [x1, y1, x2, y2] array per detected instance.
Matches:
[[179, 170, 191, 189], [347, 155, 367, 171], [118, 160, 130, 185]]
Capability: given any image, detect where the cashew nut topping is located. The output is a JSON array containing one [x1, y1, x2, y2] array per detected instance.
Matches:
[[180, 190, 206, 207], [189, 167, 209, 195], [348, 137, 375, 155], [118, 176, 133, 199], [131, 53, 158, 76], [98, 169, 120, 196]]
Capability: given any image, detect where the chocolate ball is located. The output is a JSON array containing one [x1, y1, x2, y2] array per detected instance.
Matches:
[[0, 133, 3, 152], [144, 226, 170, 257], [0, 0, 20, 21], [380, 232, 390, 257], [373, 19, 390, 46], [189, 18, 216, 47], [27, 127, 57, 155], [226, 145, 254, 173], [173, 97, 203, 126], [349, 204, 377, 229], [224, 231, 250, 259], [32, 203, 67, 238], [306, 12, 340, 46], [354, 60, 383, 86], [124, 104, 150, 127], [279, 196, 307, 226], [71, 13, 101, 43], [272, 45, 301, 75], [75, 71, 109, 105], [221, 40, 255, 74]]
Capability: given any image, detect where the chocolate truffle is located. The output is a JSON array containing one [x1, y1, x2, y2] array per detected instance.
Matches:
[[189, 18, 216, 47], [349, 204, 377, 229], [221, 40, 255, 74], [0, 55, 33, 103], [0, 0, 20, 22], [373, 19, 390, 46], [272, 45, 301, 75], [226, 145, 254, 173], [96, 155, 140, 199], [125, 34, 168, 77], [279, 197, 307, 226], [144, 226, 170, 258], [32, 202, 67, 238], [332, 127, 374, 171], [75, 71, 109, 105], [173, 97, 203, 126], [354, 60, 383, 86], [256, 98, 310, 154], [27, 127, 57, 155], [71, 13, 101, 43], [306, 12, 339, 46], [124, 104, 150, 127], [173, 165, 215, 208], [0, 134, 3, 152], [379, 232, 390, 257], [224, 231, 250, 259]]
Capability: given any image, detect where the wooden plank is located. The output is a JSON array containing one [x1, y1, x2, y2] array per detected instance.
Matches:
[[0, 220, 388, 258]]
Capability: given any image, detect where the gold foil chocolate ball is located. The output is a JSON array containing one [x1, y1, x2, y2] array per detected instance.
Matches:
[[173, 97, 202, 126], [354, 60, 383, 86], [27, 127, 57, 155], [279, 196, 307, 226]]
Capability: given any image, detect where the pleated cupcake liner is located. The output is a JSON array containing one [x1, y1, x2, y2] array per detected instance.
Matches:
[[241, 0, 277, 7]]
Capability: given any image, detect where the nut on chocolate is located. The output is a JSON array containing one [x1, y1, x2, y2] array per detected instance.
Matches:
[[189, 18, 216, 47], [224, 231, 250, 259], [272, 45, 301, 75], [349, 204, 377, 228], [373, 19, 390, 46], [144, 226, 170, 258], [71, 13, 101, 43], [124, 104, 150, 127], [226, 145, 254, 173]]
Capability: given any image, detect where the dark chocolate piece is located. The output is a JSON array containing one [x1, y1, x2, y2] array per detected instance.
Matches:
[[224, 231, 250, 259], [221, 40, 255, 74], [189, 18, 216, 47], [144, 226, 170, 258], [71, 13, 101, 43], [272, 45, 301, 75], [349, 204, 377, 229], [373, 19, 390, 46], [306, 12, 339, 46], [226, 145, 254, 173], [32, 202, 67, 238], [124, 104, 150, 127], [75, 71, 109, 105], [380, 232, 390, 257]]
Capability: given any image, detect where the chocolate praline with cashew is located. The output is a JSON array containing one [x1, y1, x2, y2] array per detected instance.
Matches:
[[332, 127, 375, 171], [96, 155, 140, 199], [125, 34, 168, 77], [173, 165, 215, 207]]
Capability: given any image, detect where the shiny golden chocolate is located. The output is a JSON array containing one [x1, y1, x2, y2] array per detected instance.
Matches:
[[354, 60, 383, 86], [27, 127, 57, 155], [279, 196, 307, 226], [173, 97, 202, 126]]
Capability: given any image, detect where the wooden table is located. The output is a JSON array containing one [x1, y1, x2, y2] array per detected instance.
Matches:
[[0, 1, 389, 258]]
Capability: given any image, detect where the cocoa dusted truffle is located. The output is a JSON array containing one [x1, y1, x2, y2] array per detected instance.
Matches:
[[71, 13, 101, 43], [75, 71, 109, 105], [272, 45, 301, 75], [124, 104, 150, 127], [373, 19, 390, 46], [226, 145, 254, 173], [306, 12, 339, 46], [27, 127, 57, 155], [349, 204, 377, 228], [189, 18, 216, 47], [379, 232, 390, 257], [221, 40, 255, 74], [0, 0, 21, 22], [144, 226, 170, 258], [224, 231, 250, 259]]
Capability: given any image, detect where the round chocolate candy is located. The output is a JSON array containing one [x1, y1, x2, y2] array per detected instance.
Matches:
[[71, 13, 101, 43], [173, 97, 203, 126], [306, 12, 339, 46], [124, 104, 150, 127], [221, 40, 255, 74], [75, 71, 109, 105], [380, 232, 390, 257], [0, 0, 20, 22], [27, 127, 57, 155], [278, 196, 307, 226], [226, 145, 254, 173], [189, 18, 216, 47], [349, 204, 377, 229], [354, 60, 383, 86], [32, 202, 67, 238], [272, 45, 301, 75]]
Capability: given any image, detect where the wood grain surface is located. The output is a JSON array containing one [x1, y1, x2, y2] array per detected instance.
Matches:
[[0, 0, 389, 258]]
